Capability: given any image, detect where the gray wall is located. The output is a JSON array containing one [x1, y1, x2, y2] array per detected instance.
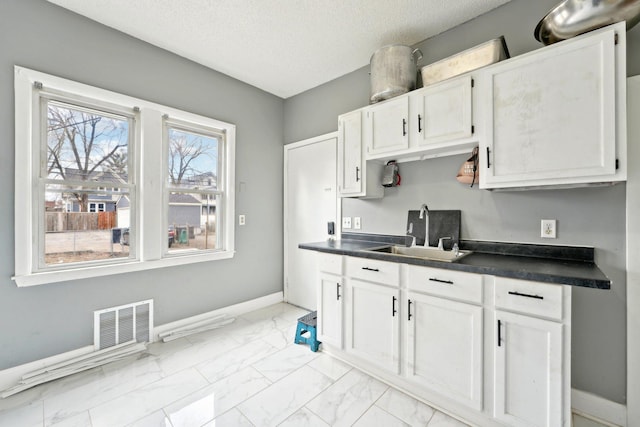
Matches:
[[0, 0, 284, 369], [283, 0, 638, 405]]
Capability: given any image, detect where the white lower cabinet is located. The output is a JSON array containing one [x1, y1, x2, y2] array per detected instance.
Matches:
[[406, 292, 483, 410], [345, 278, 400, 374], [317, 254, 571, 427], [317, 253, 343, 348], [493, 277, 571, 427], [493, 310, 563, 427], [318, 273, 343, 348]]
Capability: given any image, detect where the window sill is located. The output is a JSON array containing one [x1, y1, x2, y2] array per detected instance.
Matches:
[[12, 251, 235, 287]]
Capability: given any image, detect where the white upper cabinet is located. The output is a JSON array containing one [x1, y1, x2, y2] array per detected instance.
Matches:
[[338, 110, 363, 195], [364, 96, 410, 158], [338, 110, 383, 198], [480, 23, 626, 189], [411, 75, 474, 147], [363, 75, 477, 162]]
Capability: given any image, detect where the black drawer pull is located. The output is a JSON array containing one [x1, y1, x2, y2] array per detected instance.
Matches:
[[486, 147, 491, 168], [497, 319, 502, 347], [408, 299, 413, 321], [402, 118, 407, 136], [392, 296, 397, 317], [336, 283, 341, 301], [429, 278, 453, 285], [362, 267, 379, 272], [508, 291, 543, 300]]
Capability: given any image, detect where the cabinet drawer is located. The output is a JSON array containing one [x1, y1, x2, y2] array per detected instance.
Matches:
[[318, 253, 342, 275], [346, 257, 400, 286], [407, 266, 483, 304], [495, 277, 564, 320]]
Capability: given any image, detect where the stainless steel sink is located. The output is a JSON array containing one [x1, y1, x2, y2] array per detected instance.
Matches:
[[364, 245, 472, 263]]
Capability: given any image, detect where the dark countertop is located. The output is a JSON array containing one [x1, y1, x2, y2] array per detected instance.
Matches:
[[299, 233, 611, 289]]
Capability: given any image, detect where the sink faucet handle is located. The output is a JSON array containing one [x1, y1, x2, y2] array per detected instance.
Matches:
[[437, 236, 452, 250]]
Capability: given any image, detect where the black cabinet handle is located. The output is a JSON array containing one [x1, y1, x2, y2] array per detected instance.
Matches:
[[355, 166, 360, 182], [392, 296, 397, 317], [497, 319, 502, 347], [407, 299, 413, 321], [362, 267, 379, 272], [508, 291, 543, 300], [336, 283, 341, 301], [429, 278, 453, 285], [418, 114, 422, 133], [402, 118, 407, 136], [486, 147, 491, 168]]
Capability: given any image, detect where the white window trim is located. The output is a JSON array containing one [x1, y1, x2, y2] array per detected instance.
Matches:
[[13, 66, 235, 287], [162, 117, 225, 257]]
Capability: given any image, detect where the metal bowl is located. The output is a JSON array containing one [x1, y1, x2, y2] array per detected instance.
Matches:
[[535, 0, 640, 45]]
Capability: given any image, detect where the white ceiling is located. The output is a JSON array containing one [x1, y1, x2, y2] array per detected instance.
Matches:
[[47, 0, 511, 99]]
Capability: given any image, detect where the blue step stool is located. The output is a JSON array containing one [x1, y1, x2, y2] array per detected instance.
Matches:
[[294, 311, 321, 352]]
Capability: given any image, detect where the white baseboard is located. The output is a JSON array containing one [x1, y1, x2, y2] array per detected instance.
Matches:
[[0, 345, 94, 392], [0, 292, 284, 394], [572, 388, 627, 426], [153, 291, 283, 340]]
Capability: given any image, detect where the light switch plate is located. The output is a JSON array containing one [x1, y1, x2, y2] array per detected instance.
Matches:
[[354, 217, 361, 230], [541, 219, 556, 238]]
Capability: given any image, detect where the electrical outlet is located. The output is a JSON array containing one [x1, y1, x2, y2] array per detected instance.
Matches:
[[342, 217, 351, 229], [239, 214, 246, 226], [354, 217, 361, 230], [541, 219, 556, 238]]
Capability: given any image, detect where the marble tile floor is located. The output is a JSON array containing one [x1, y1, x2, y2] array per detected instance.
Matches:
[[0, 303, 610, 427]]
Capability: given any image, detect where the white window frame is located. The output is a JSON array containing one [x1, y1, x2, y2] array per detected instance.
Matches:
[[89, 203, 107, 213], [163, 118, 225, 256], [14, 66, 236, 287]]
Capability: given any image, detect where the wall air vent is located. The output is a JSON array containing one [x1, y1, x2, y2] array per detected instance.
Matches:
[[94, 300, 153, 350]]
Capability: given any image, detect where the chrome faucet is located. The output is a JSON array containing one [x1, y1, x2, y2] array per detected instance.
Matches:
[[419, 204, 429, 219], [419, 204, 429, 246]]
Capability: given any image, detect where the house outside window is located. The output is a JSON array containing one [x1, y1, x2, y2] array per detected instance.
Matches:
[[14, 66, 236, 286]]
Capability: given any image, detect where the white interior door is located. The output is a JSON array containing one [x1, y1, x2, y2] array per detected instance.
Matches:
[[284, 133, 338, 310]]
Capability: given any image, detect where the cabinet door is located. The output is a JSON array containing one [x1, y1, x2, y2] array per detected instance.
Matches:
[[414, 75, 473, 146], [494, 310, 563, 427], [317, 273, 343, 348], [482, 25, 618, 188], [406, 292, 483, 410], [338, 110, 363, 196], [365, 96, 409, 158], [346, 279, 400, 374]]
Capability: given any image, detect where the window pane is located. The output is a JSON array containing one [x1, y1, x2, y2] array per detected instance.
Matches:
[[47, 101, 129, 184], [44, 185, 131, 266], [167, 128, 218, 191], [167, 192, 218, 253]]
